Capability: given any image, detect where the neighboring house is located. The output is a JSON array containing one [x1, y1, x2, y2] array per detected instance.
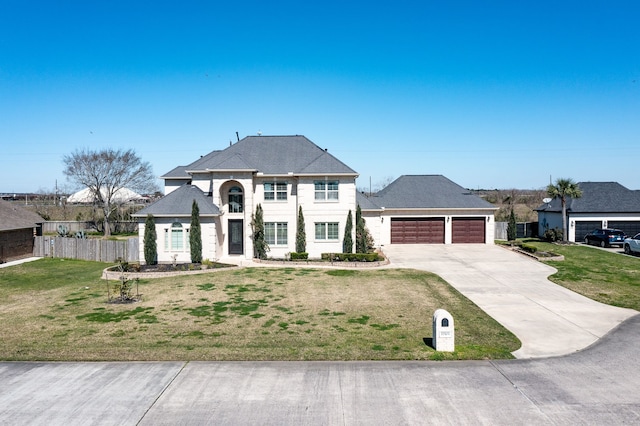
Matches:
[[536, 182, 640, 242], [358, 175, 497, 245], [134, 136, 497, 263], [0, 200, 44, 262]]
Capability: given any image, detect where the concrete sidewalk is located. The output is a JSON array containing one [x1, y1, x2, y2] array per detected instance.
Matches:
[[0, 257, 41, 269], [382, 244, 637, 358], [1, 315, 638, 425]]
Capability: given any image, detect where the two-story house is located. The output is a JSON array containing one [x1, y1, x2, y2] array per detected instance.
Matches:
[[134, 134, 497, 264], [134, 135, 358, 262]]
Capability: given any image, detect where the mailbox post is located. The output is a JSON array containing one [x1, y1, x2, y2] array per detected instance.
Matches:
[[432, 309, 455, 352]]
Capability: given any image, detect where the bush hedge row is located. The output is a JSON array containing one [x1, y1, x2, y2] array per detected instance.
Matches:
[[289, 252, 309, 260], [320, 253, 382, 262]]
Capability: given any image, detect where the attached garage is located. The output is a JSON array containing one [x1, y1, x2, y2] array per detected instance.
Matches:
[[575, 221, 601, 242], [452, 217, 486, 243], [391, 218, 444, 244]]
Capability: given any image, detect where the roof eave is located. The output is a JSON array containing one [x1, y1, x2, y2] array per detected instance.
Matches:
[[200, 168, 257, 173], [132, 213, 221, 218], [380, 207, 498, 212], [295, 172, 359, 177]]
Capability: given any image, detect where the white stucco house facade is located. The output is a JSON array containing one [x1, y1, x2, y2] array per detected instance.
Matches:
[[134, 135, 497, 264], [134, 135, 358, 263]]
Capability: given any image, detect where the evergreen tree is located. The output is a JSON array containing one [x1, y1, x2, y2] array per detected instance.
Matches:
[[355, 204, 366, 253], [507, 208, 517, 241], [143, 214, 157, 265], [190, 200, 202, 263], [252, 203, 268, 259], [343, 210, 353, 253], [295, 206, 306, 253]]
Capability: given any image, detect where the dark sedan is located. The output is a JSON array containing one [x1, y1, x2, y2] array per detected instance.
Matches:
[[584, 228, 626, 248]]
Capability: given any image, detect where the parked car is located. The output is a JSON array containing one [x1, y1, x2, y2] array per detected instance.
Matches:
[[624, 233, 640, 255], [584, 228, 626, 248]]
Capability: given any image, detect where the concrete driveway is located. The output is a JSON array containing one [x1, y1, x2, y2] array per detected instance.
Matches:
[[381, 244, 637, 358]]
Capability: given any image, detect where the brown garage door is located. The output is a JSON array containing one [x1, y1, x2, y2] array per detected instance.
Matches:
[[391, 218, 445, 244], [452, 217, 485, 243]]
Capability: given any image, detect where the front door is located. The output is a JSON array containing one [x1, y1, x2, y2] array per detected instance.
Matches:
[[228, 219, 244, 254]]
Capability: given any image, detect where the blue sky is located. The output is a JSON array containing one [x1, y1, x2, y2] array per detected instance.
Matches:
[[1, 1, 638, 194]]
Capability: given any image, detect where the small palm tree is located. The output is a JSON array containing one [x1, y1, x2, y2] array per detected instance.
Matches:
[[546, 178, 583, 242]]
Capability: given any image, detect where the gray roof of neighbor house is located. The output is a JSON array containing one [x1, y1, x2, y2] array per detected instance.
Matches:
[[536, 182, 640, 213], [132, 185, 221, 217], [180, 135, 358, 176], [0, 200, 44, 231], [363, 175, 497, 210]]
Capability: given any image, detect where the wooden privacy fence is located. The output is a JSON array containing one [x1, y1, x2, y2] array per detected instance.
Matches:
[[495, 222, 538, 240], [34, 236, 139, 263], [42, 221, 138, 234]]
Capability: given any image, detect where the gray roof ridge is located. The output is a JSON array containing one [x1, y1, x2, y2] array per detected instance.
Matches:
[[298, 147, 358, 175], [206, 152, 256, 170]]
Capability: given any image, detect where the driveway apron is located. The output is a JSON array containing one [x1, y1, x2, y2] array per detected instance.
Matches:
[[382, 244, 637, 358]]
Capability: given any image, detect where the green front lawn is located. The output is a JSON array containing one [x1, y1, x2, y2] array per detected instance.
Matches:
[[0, 259, 519, 361], [518, 240, 640, 311]]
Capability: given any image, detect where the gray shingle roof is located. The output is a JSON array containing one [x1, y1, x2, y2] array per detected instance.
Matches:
[[0, 200, 44, 231], [160, 165, 191, 179], [536, 182, 640, 213], [132, 185, 221, 217], [371, 175, 497, 210], [183, 135, 357, 175], [356, 191, 383, 210]]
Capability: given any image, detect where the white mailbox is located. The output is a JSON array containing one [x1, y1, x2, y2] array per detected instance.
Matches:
[[432, 309, 455, 352]]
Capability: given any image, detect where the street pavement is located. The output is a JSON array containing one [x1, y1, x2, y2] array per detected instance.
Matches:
[[0, 246, 639, 424]]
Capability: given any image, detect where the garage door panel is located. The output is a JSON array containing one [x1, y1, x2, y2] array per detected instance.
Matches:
[[575, 221, 601, 242], [608, 221, 640, 238], [452, 218, 485, 244], [391, 218, 444, 244]]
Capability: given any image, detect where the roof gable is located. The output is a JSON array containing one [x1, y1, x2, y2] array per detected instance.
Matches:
[[133, 185, 221, 217], [373, 175, 496, 209]]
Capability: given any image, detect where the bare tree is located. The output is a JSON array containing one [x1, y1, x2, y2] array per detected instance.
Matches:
[[63, 148, 157, 236]]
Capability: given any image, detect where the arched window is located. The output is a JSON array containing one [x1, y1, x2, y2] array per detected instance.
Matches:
[[441, 318, 449, 327], [229, 186, 243, 213]]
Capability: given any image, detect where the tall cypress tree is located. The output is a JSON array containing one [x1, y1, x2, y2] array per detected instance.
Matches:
[[190, 200, 202, 263], [343, 210, 353, 253], [252, 203, 268, 259], [507, 208, 517, 242], [296, 206, 306, 253], [143, 214, 157, 265], [355, 204, 366, 253]]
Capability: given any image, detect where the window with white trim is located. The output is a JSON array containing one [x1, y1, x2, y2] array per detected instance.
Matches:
[[165, 222, 187, 251], [264, 182, 287, 201], [265, 222, 288, 245], [314, 181, 339, 201], [315, 222, 339, 240]]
